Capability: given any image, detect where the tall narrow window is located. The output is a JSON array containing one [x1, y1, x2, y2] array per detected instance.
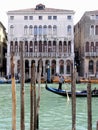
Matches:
[[29, 25, 33, 35], [89, 60, 94, 74], [85, 42, 89, 52], [15, 41, 18, 52], [53, 41, 56, 52], [95, 25, 98, 35], [63, 41, 67, 53], [48, 25, 52, 35], [90, 42, 94, 52], [39, 41, 42, 52], [67, 25, 71, 35], [34, 41, 37, 52], [90, 25, 94, 35], [53, 25, 57, 35], [59, 60, 64, 74], [43, 25, 47, 36], [24, 25, 28, 35], [66, 62, 71, 74], [34, 26, 37, 36], [95, 42, 98, 52], [68, 41, 71, 53], [39, 25, 42, 36], [25, 41, 28, 52], [48, 41, 51, 52], [59, 41, 62, 52], [43, 41, 47, 52], [10, 41, 14, 52], [29, 41, 33, 52], [10, 25, 14, 35]]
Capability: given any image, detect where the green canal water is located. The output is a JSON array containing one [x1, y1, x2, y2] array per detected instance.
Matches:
[[0, 83, 98, 130]]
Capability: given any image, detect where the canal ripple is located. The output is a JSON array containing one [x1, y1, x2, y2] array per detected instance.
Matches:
[[0, 83, 98, 130]]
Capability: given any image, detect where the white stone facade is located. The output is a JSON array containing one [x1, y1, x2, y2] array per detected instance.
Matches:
[[7, 4, 75, 80]]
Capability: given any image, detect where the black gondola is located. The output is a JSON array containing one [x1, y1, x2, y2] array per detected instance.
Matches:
[[45, 85, 98, 97]]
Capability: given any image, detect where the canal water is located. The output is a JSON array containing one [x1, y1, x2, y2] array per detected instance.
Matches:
[[0, 83, 98, 130]]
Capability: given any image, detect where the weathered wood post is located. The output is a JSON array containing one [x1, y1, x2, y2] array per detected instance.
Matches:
[[71, 62, 76, 130], [30, 62, 36, 130], [96, 120, 98, 130], [36, 59, 42, 130], [20, 41, 25, 130], [33, 65, 37, 130], [87, 82, 92, 130], [11, 53, 16, 130]]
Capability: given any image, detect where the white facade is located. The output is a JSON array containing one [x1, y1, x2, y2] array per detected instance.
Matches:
[[7, 4, 75, 80]]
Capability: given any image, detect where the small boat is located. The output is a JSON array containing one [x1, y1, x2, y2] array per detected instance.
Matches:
[[0, 77, 7, 84], [45, 85, 98, 97]]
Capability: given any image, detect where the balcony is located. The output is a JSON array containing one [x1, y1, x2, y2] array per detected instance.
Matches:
[[85, 52, 98, 57], [6, 52, 73, 58]]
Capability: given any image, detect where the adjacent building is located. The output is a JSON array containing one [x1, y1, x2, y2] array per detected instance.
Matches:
[[7, 4, 75, 80], [74, 11, 98, 78], [0, 22, 7, 76]]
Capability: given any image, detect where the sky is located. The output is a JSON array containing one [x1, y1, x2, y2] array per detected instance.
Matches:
[[0, 0, 98, 32]]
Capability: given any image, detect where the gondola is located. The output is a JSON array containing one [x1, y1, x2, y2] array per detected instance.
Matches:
[[45, 85, 98, 97]]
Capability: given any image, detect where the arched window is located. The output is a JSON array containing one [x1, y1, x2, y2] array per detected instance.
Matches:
[[39, 25, 42, 36], [53, 41, 56, 52], [34, 26, 37, 36], [68, 41, 71, 53], [43, 25, 47, 36], [39, 41, 42, 52], [29, 41, 33, 52], [10, 25, 14, 35], [25, 41, 28, 52], [95, 25, 98, 35], [10, 41, 13, 52], [29, 25, 33, 35], [53, 25, 57, 35], [43, 41, 47, 52], [67, 25, 71, 35], [59, 41, 62, 52], [90, 42, 94, 52], [95, 42, 98, 52], [89, 60, 94, 74], [15, 41, 18, 52], [85, 42, 89, 52], [66, 62, 71, 74], [63, 41, 67, 53], [59, 60, 64, 74], [48, 25, 52, 35], [90, 25, 94, 35], [24, 25, 28, 35], [34, 41, 37, 52], [48, 41, 51, 52]]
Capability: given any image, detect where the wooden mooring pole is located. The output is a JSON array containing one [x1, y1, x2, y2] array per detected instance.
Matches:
[[11, 53, 16, 130], [71, 62, 76, 130], [96, 120, 98, 130], [30, 62, 36, 130], [36, 59, 42, 130], [87, 82, 92, 130], [20, 42, 25, 130]]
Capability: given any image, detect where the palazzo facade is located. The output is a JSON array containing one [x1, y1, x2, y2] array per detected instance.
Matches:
[[7, 4, 75, 80], [74, 10, 98, 78]]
